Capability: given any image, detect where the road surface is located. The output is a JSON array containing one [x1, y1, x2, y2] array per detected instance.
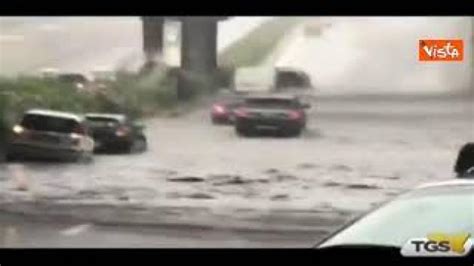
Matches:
[[0, 94, 472, 247]]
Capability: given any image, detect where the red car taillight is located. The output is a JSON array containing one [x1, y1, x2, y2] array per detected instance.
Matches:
[[116, 126, 130, 137], [212, 104, 227, 114], [287, 110, 303, 120], [73, 125, 86, 135]]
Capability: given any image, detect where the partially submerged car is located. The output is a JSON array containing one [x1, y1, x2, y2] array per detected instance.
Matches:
[[233, 95, 310, 137], [85, 113, 147, 153], [316, 179, 474, 256], [6, 109, 94, 162]]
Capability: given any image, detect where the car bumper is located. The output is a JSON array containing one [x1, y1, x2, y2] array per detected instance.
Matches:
[[211, 113, 233, 124], [93, 136, 132, 150], [7, 143, 83, 161], [236, 118, 304, 131]]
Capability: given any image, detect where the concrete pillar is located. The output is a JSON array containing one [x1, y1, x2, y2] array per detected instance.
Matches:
[[141, 17, 164, 64], [178, 17, 219, 100]]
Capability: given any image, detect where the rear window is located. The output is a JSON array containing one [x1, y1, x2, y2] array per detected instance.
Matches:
[[21, 114, 79, 133], [86, 117, 120, 127], [244, 98, 298, 108]]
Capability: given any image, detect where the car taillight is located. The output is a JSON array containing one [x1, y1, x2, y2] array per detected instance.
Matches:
[[116, 126, 130, 137], [212, 104, 226, 114], [288, 110, 303, 120], [234, 108, 249, 118]]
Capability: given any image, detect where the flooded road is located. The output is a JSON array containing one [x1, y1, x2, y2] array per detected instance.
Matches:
[[0, 94, 472, 247]]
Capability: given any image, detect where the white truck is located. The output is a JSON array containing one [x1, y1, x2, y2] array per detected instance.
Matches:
[[233, 66, 314, 96]]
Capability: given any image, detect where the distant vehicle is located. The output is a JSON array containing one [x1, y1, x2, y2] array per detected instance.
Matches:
[[85, 113, 147, 153], [454, 142, 474, 178], [39, 67, 60, 79], [233, 95, 310, 137], [233, 66, 314, 97], [316, 180, 474, 255], [57, 73, 90, 90], [6, 109, 94, 162]]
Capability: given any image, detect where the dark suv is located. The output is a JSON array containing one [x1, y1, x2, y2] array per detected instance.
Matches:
[[233, 95, 310, 137], [85, 113, 147, 153]]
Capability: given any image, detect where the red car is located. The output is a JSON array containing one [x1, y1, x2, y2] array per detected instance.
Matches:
[[210, 100, 242, 125]]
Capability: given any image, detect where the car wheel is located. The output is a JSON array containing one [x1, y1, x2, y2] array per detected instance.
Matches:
[[132, 137, 147, 153], [236, 126, 252, 137], [78, 151, 93, 164], [293, 128, 303, 137], [285, 128, 302, 138]]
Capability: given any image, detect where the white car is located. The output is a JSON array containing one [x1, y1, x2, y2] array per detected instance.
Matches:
[[316, 179, 474, 254], [6, 109, 94, 162]]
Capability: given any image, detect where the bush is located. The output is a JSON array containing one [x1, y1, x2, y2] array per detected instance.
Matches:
[[0, 68, 180, 144]]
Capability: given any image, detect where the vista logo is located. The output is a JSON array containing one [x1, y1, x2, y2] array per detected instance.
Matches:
[[401, 232, 472, 257], [418, 39, 464, 62]]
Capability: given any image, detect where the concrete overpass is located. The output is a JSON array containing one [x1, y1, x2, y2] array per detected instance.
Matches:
[[142, 17, 228, 100]]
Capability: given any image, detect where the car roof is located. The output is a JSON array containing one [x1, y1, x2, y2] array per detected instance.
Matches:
[[415, 179, 474, 190], [25, 109, 83, 121], [244, 94, 298, 100], [85, 113, 126, 121]]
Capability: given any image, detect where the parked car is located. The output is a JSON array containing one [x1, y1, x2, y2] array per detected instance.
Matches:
[[233, 95, 310, 137], [316, 179, 474, 256], [6, 109, 94, 162], [85, 113, 147, 153]]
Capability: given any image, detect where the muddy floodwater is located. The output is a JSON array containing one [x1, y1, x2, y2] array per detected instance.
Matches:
[[0, 95, 472, 247]]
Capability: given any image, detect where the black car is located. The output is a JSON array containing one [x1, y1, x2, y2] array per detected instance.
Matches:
[[85, 113, 147, 153], [454, 142, 474, 178], [233, 95, 310, 137]]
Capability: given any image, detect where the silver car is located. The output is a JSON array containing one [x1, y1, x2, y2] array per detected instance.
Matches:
[[6, 109, 94, 162]]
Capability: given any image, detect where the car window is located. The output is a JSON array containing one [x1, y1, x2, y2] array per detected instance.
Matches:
[[86, 117, 120, 127], [244, 98, 298, 108], [319, 186, 474, 248], [21, 114, 79, 133]]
